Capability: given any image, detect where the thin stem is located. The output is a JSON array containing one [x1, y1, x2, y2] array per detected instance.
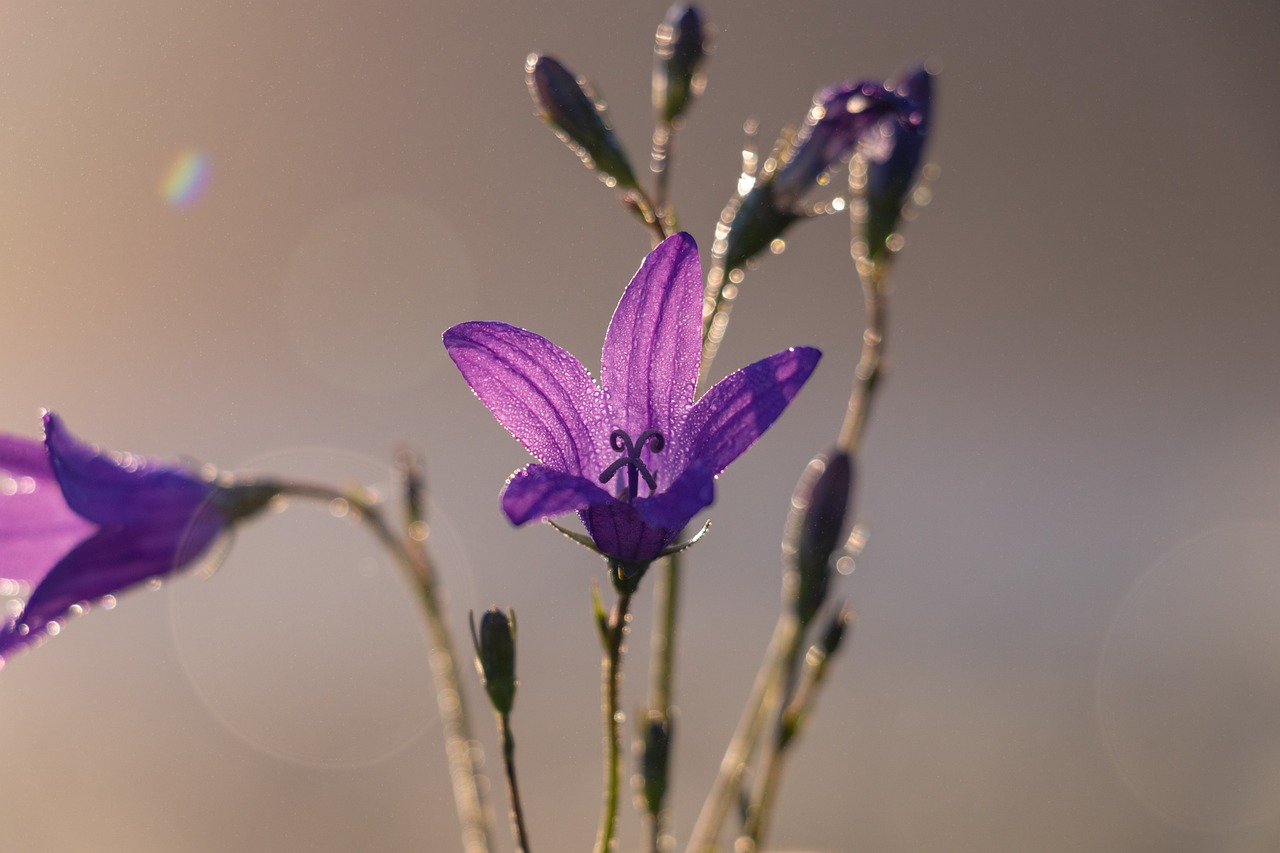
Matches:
[[643, 552, 680, 852], [697, 253, 732, 390], [273, 479, 492, 853], [684, 613, 800, 853], [836, 258, 889, 455], [651, 120, 675, 234], [595, 589, 634, 853], [500, 713, 533, 853]]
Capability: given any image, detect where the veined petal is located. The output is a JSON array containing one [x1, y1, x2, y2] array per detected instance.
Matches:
[[0, 509, 224, 660], [580, 502, 678, 566], [685, 346, 821, 475], [600, 233, 703, 438], [0, 435, 95, 586], [501, 464, 616, 525], [635, 460, 714, 530], [445, 322, 608, 475], [44, 413, 216, 529]]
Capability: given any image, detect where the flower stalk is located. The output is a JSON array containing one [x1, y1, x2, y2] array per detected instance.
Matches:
[[595, 581, 635, 853], [275, 469, 493, 853]]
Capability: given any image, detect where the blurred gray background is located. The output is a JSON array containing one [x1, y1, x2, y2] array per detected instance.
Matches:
[[2, 1, 1279, 850]]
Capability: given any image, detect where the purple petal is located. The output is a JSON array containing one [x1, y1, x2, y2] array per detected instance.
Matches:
[[0, 509, 223, 661], [444, 322, 608, 476], [0, 434, 95, 585], [580, 501, 678, 566], [685, 346, 821, 475], [44, 413, 216, 529], [501, 464, 616, 525], [600, 233, 703, 440], [635, 461, 714, 530]]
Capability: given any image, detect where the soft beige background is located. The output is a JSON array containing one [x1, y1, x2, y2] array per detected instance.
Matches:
[[2, 1, 1279, 851]]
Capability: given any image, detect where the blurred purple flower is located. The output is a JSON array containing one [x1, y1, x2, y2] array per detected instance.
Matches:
[[721, 80, 907, 273], [444, 233, 820, 574], [864, 65, 934, 259], [0, 413, 274, 662]]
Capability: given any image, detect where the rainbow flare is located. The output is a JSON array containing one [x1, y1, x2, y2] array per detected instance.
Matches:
[[161, 148, 211, 208]]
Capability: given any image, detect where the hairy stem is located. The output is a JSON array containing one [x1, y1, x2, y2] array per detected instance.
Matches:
[[274, 479, 492, 853], [595, 590, 634, 853], [684, 613, 800, 853], [500, 713, 532, 853], [837, 258, 888, 455]]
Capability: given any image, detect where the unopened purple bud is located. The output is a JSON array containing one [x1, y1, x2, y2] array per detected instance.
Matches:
[[526, 54, 638, 189], [471, 607, 518, 715], [783, 450, 854, 626], [864, 65, 934, 259], [772, 80, 904, 210], [653, 4, 708, 124]]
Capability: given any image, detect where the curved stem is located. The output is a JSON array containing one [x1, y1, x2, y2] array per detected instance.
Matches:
[[684, 613, 800, 853], [595, 589, 634, 853], [500, 713, 533, 853], [273, 479, 492, 853], [836, 258, 888, 455]]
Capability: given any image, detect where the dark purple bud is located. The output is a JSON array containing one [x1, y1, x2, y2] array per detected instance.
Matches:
[[639, 712, 672, 814], [526, 54, 638, 189], [772, 80, 905, 210], [782, 450, 854, 626], [653, 4, 709, 124], [864, 65, 934, 259], [471, 607, 517, 715]]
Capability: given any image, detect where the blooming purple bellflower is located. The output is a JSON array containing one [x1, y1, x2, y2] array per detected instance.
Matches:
[[0, 413, 275, 663], [443, 233, 820, 577]]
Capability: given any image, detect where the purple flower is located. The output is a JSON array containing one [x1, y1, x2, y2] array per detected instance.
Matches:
[[0, 413, 275, 662], [443, 233, 820, 575]]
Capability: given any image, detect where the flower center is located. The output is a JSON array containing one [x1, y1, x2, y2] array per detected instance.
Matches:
[[598, 428, 665, 501]]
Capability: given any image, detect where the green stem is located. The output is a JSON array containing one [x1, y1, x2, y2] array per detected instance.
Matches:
[[836, 258, 888, 455], [274, 479, 492, 853], [683, 613, 800, 853], [642, 553, 680, 851], [500, 713, 532, 853], [595, 589, 634, 853]]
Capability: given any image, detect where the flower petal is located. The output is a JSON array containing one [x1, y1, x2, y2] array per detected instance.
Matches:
[[444, 322, 608, 475], [685, 346, 821, 475], [0, 434, 95, 585], [0, 510, 223, 661], [501, 464, 616, 525], [44, 413, 215, 529], [600, 233, 703, 439], [635, 460, 714, 530], [580, 502, 678, 566]]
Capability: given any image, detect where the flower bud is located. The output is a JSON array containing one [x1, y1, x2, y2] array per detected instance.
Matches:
[[863, 65, 934, 260], [652, 4, 708, 125], [470, 607, 517, 715], [772, 80, 904, 210], [639, 712, 672, 815], [716, 81, 904, 274], [782, 450, 854, 626], [526, 53, 638, 189]]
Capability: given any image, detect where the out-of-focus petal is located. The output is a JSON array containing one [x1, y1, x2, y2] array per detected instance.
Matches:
[[444, 321, 609, 475], [501, 464, 616, 525], [44, 413, 215, 529], [685, 346, 821, 475], [0, 509, 224, 660], [0, 435, 94, 585], [600, 233, 703, 439]]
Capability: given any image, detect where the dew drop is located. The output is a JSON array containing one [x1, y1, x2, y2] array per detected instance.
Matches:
[[769, 238, 786, 254], [0, 478, 16, 496], [409, 521, 430, 542], [886, 233, 906, 253], [100, 595, 117, 610], [329, 498, 350, 518], [46, 621, 60, 637], [147, 577, 163, 591]]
